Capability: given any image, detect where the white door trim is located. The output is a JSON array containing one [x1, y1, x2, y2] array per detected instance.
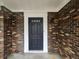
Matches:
[[24, 12, 48, 53]]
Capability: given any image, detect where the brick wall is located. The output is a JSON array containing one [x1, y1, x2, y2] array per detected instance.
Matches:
[[13, 12, 24, 53], [0, 11, 4, 59], [48, 0, 79, 59]]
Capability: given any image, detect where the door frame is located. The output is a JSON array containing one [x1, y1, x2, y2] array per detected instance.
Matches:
[[24, 12, 48, 53]]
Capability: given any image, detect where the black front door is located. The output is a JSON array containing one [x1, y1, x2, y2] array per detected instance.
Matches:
[[29, 17, 43, 50]]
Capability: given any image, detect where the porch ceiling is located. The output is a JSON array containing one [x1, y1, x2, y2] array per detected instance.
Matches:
[[1, 0, 70, 12]]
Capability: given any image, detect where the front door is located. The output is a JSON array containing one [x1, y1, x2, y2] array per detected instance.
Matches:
[[28, 17, 43, 51]]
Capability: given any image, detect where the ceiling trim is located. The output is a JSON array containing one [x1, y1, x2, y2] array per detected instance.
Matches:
[[56, 0, 70, 12]]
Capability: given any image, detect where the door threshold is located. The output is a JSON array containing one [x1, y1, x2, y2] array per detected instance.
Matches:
[[25, 51, 47, 53]]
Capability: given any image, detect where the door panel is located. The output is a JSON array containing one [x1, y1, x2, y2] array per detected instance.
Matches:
[[28, 17, 43, 50]]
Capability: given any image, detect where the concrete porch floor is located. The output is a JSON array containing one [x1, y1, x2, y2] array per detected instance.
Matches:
[[8, 53, 62, 59]]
